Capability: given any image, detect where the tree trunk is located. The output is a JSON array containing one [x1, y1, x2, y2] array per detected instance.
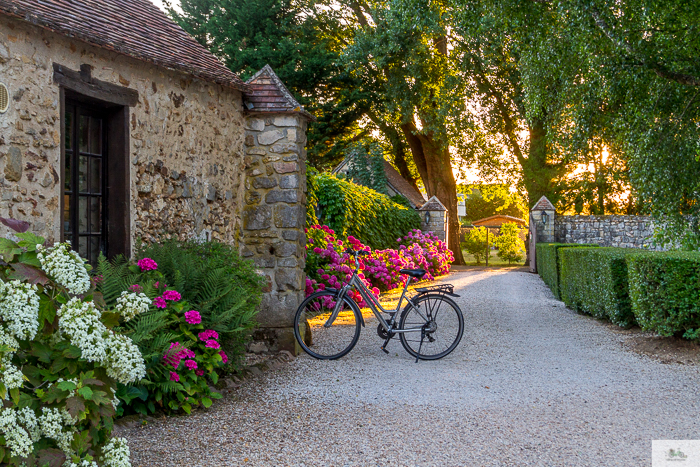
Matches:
[[400, 121, 465, 265]]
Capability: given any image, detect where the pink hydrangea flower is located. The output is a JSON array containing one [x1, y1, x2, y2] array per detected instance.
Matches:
[[219, 350, 228, 364], [185, 310, 201, 325], [163, 290, 182, 301], [195, 369, 205, 377], [185, 359, 198, 370], [205, 339, 220, 349], [137, 258, 158, 272], [154, 296, 167, 309], [129, 284, 143, 293], [198, 330, 219, 341], [169, 371, 179, 382]]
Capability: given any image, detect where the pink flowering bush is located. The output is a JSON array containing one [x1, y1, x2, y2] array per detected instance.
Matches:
[[304, 225, 454, 298], [137, 257, 158, 271]]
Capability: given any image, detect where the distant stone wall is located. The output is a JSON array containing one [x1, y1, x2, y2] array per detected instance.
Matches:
[[554, 215, 664, 250], [240, 114, 308, 352]]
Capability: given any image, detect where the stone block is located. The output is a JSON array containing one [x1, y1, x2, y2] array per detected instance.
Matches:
[[245, 118, 265, 131], [252, 177, 278, 189], [270, 142, 299, 154], [258, 129, 285, 145], [278, 257, 298, 268], [282, 230, 300, 241], [206, 185, 216, 201], [274, 242, 297, 258], [245, 191, 262, 205], [274, 205, 301, 228], [254, 256, 275, 268], [273, 116, 300, 127], [276, 268, 302, 291], [4, 147, 22, 182], [273, 162, 297, 174], [265, 190, 298, 204], [243, 205, 272, 230], [255, 292, 303, 328], [279, 174, 299, 189], [247, 147, 266, 156]]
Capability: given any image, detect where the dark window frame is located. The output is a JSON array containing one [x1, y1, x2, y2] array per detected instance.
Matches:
[[56, 63, 135, 261]]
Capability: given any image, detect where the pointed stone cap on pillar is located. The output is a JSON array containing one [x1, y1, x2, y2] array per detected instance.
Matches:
[[243, 64, 316, 121], [418, 195, 447, 211], [531, 196, 556, 212]]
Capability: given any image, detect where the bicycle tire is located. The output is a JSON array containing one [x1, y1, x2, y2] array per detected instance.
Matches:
[[293, 290, 362, 360], [398, 293, 464, 360]]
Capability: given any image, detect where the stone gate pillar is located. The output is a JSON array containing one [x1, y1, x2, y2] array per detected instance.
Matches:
[[529, 196, 556, 272], [419, 196, 448, 244], [240, 65, 315, 353]]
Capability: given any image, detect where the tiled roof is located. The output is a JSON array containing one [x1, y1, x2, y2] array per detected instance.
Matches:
[[382, 160, 425, 208], [472, 215, 527, 227], [0, 0, 248, 92], [418, 195, 446, 212], [532, 196, 556, 212], [244, 65, 315, 120]]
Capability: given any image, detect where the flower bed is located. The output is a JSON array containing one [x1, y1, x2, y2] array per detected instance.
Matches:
[[0, 220, 142, 467], [304, 225, 454, 299]]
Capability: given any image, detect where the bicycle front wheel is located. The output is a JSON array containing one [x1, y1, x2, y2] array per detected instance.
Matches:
[[399, 294, 464, 360], [294, 290, 361, 360]]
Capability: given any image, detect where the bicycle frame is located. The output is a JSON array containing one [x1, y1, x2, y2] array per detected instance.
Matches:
[[324, 257, 427, 334]]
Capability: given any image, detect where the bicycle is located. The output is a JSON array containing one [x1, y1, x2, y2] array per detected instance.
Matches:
[[293, 249, 464, 361]]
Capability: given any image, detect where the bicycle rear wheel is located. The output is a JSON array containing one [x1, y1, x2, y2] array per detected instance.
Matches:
[[399, 293, 464, 360], [294, 290, 361, 360]]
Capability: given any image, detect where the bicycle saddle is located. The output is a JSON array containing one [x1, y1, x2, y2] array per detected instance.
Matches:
[[399, 268, 426, 278]]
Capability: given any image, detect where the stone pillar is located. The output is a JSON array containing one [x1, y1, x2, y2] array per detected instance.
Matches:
[[241, 114, 308, 353], [419, 196, 448, 244], [529, 196, 557, 270]]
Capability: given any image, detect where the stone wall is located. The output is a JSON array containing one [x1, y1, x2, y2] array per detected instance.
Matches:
[[240, 114, 308, 352], [554, 215, 664, 250], [0, 16, 246, 246]]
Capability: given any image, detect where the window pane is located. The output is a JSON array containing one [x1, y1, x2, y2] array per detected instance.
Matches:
[[90, 237, 101, 264], [79, 115, 89, 153], [90, 117, 102, 154], [78, 196, 88, 233], [78, 236, 88, 260], [64, 151, 72, 191], [64, 233, 72, 246], [89, 197, 101, 233], [78, 156, 88, 192], [90, 157, 102, 194], [65, 112, 73, 149], [63, 194, 71, 233]]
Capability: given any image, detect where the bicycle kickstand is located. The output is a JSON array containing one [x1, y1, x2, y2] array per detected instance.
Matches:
[[380, 336, 391, 354], [415, 329, 426, 363]]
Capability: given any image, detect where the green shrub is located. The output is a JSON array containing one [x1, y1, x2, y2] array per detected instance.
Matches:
[[559, 247, 644, 327], [536, 243, 599, 298], [461, 227, 491, 264], [493, 223, 525, 264], [309, 173, 421, 250], [628, 251, 700, 340]]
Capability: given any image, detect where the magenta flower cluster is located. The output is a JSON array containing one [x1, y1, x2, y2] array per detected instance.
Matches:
[[304, 225, 454, 298], [185, 310, 202, 325], [163, 342, 196, 369], [137, 257, 158, 272]]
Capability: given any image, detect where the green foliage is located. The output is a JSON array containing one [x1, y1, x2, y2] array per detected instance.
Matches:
[[493, 223, 525, 264], [390, 194, 412, 208], [458, 184, 527, 224], [536, 243, 599, 299], [628, 252, 700, 340], [0, 231, 132, 465], [309, 173, 421, 250], [346, 141, 389, 195], [306, 167, 320, 227], [461, 227, 491, 265], [559, 247, 645, 327]]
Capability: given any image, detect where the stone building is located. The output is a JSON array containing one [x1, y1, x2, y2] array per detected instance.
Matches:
[[0, 0, 311, 351]]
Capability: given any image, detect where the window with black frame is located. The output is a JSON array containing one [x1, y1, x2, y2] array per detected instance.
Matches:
[[63, 102, 106, 266]]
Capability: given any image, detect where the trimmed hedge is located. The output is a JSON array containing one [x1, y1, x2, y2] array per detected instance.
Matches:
[[559, 247, 645, 327], [536, 243, 598, 298], [628, 251, 700, 340], [309, 172, 421, 250]]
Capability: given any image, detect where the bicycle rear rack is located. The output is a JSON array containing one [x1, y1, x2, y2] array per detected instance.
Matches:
[[415, 284, 460, 297]]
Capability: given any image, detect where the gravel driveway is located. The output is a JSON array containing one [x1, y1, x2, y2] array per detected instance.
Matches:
[[124, 268, 700, 466]]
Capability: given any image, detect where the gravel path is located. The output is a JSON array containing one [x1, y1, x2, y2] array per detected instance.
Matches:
[[124, 268, 700, 466]]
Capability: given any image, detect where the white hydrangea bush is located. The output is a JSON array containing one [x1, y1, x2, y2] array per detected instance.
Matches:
[[0, 231, 142, 466]]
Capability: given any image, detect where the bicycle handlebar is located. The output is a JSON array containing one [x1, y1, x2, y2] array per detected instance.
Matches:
[[345, 249, 370, 257]]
